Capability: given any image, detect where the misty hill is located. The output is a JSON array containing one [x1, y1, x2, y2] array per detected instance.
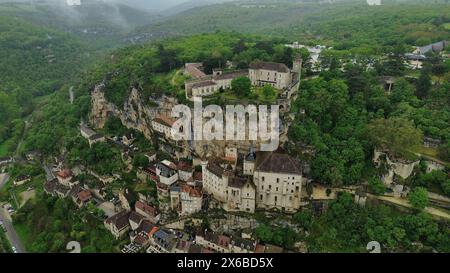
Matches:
[[134, 0, 450, 49], [0, 0, 161, 49]]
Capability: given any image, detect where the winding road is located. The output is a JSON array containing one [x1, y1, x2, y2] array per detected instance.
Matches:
[[0, 173, 26, 253]]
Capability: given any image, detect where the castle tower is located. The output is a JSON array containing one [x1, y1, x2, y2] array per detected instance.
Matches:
[[293, 55, 303, 75], [243, 145, 256, 176]]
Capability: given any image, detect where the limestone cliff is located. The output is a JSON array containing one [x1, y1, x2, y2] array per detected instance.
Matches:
[[89, 82, 289, 158], [373, 150, 419, 185], [90, 83, 157, 139]]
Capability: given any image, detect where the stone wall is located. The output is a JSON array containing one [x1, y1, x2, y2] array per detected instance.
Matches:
[[373, 150, 419, 185]]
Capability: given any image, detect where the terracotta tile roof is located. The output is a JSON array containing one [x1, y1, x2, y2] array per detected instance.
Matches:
[[153, 115, 175, 127], [217, 235, 231, 248], [135, 201, 158, 217], [136, 220, 156, 235], [57, 169, 73, 179], [185, 63, 207, 79], [203, 231, 230, 248], [77, 190, 92, 202], [133, 234, 149, 246], [181, 184, 202, 198], [254, 244, 266, 253], [177, 161, 193, 172]]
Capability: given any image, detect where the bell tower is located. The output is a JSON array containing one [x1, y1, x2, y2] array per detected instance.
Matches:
[[293, 55, 303, 74]]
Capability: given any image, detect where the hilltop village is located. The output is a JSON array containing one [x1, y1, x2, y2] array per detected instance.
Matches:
[[37, 56, 309, 253], [1, 34, 449, 254]]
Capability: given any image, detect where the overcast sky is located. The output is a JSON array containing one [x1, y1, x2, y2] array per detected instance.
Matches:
[[0, 0, 218, 11]]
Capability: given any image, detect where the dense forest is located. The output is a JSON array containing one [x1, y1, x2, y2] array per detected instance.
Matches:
[[0, 16, 92, 156], [136, 0, 450, 51], [255, 192, 450, 252]]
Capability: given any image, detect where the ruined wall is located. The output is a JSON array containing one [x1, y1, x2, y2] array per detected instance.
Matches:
[[90, 83, 159, 139], [90, 83, 289, 158], [373, 150, 419, 185]]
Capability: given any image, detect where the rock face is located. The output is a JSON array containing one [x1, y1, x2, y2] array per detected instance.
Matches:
[[90, 83, 158, 139], [89, 83, 290, 158], [373, 150, 419, 185]]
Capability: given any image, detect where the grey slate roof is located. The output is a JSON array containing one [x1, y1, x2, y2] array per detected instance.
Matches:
[[255, 151, 301, 175], [249, 61, 290, 73], [228, 176, 250, 189], [192, 80, 217, 88]]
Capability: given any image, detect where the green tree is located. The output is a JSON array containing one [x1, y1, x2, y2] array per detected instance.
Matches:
[[408, 187, 429, 210], [415, 70, 432, 99], [261, 84, 276, 100], [367, 117, 423, 157], [254, 224, 273, 243], [368, 177, 387, 195], [231, 76, 252, 97], [132, 154, 150, 168]]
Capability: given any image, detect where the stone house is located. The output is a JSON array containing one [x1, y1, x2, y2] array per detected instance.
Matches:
[[180, 184, 203, 215], [135, 201, 160, 223], [104, 210, 131, 239], [249, 61, 293, 89], [248, 150, 305, 213]]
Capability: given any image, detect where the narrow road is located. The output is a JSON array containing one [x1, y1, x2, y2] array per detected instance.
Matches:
[[69, 86, 74, 104], [0, 173, 10, 189], [0, 173, 26, 253]]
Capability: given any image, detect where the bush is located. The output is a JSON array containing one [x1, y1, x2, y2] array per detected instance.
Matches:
[[408, 187, 429, 210]]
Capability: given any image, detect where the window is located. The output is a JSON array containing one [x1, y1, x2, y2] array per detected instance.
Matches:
[[262, 177, 265, 182], [277, 178, 279, 183], [260, 195, 263, 200]]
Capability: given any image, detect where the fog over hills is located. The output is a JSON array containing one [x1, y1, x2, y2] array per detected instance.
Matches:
[[0, 0, 236, 12]]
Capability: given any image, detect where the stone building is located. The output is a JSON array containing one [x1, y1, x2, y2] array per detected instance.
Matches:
[[151, 115, 176, 138], [248, 150, 305, 213], [225, 176, 256, 213], [249, 61, 292, 89]]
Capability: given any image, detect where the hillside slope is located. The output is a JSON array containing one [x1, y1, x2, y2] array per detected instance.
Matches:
[[135, 0, 450, 50]]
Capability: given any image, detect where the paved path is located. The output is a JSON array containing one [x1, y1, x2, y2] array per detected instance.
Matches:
[[69, 86, 74, 104], [0, 173, 26, 253], [368, 193, 450, 221], [0, 173, 10, 189]]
